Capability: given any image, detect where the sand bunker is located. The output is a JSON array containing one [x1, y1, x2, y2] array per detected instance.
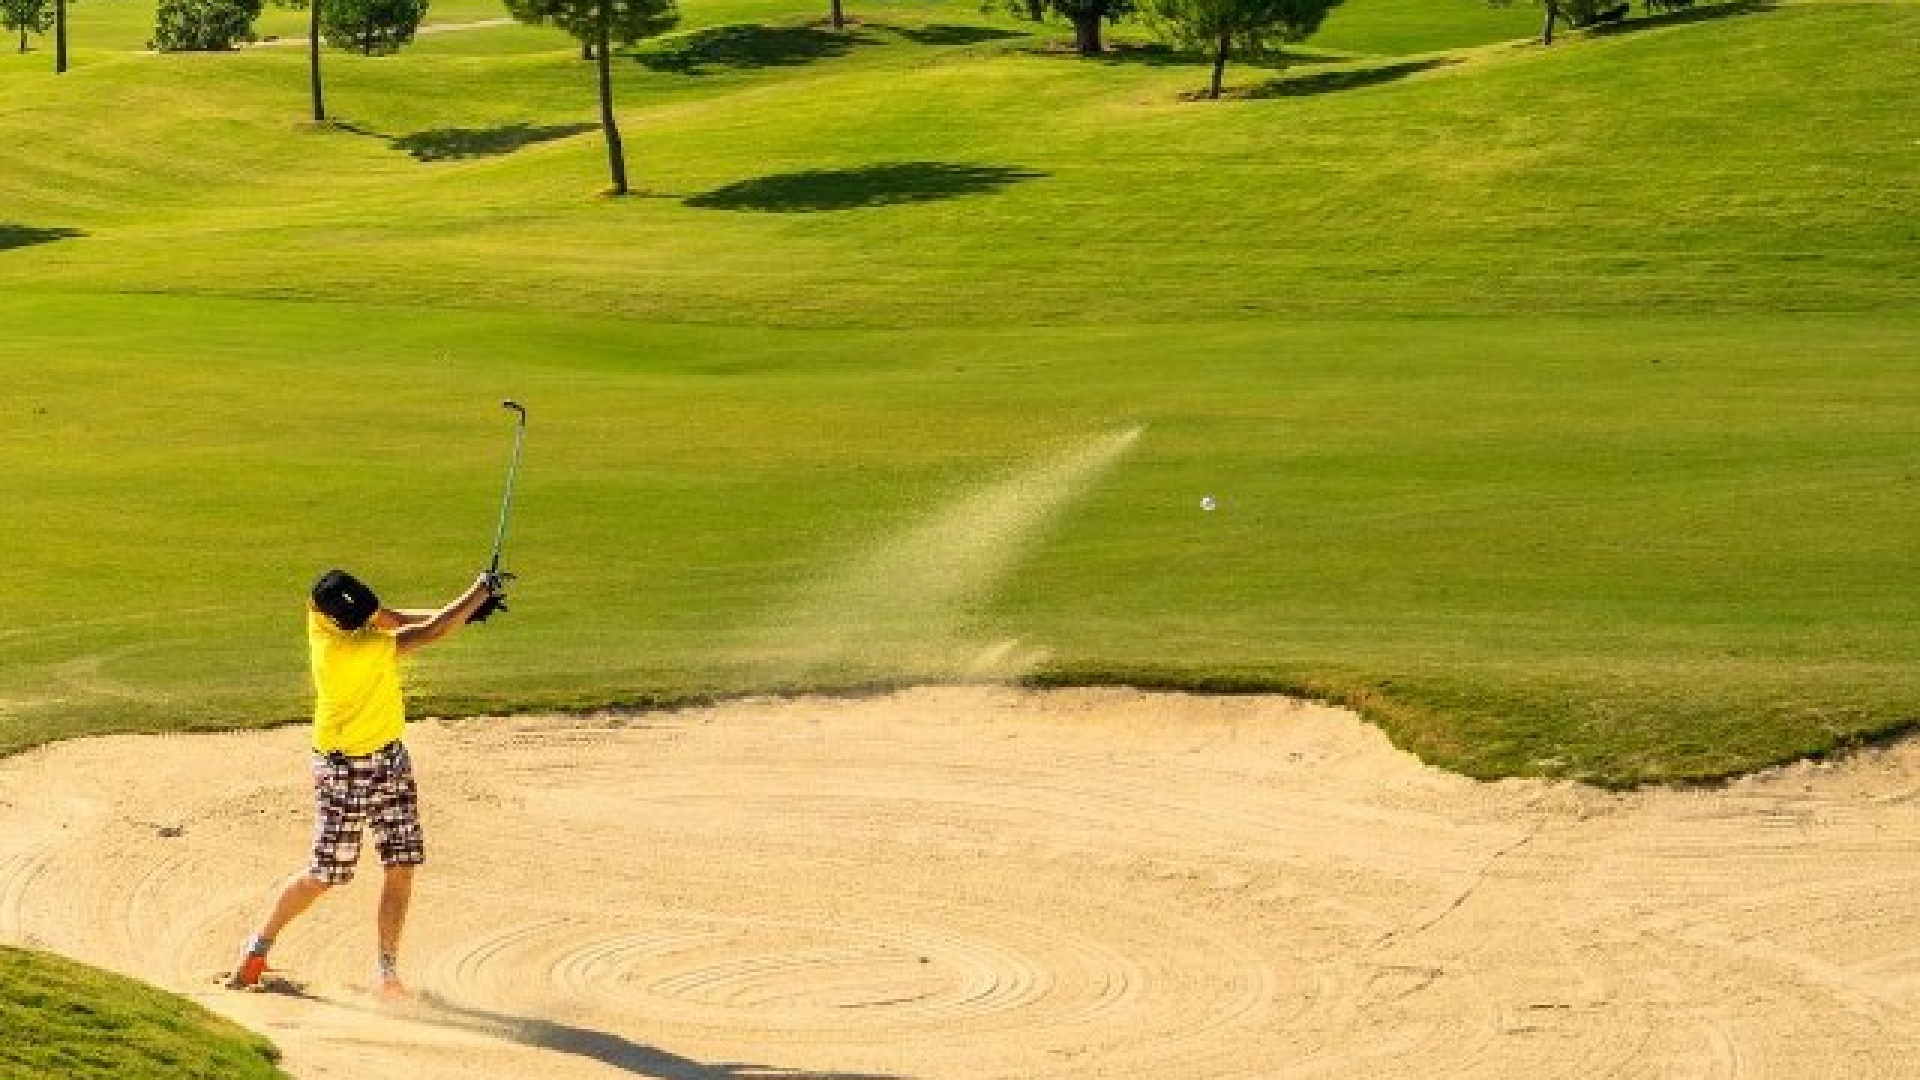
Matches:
[[2, 686, 1917, 1078]]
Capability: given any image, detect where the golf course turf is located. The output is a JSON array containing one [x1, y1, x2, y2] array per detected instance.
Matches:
[[0, 946, 287, 1080], [2, 0, 1916, 1071], [1, 0, 1915, 788]]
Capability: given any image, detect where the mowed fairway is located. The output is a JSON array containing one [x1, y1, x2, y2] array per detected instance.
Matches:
[[3, 0, 1919, 783]]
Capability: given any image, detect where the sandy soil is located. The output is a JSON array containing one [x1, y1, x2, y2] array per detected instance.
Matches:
[[1, 686, 1916, 1078]]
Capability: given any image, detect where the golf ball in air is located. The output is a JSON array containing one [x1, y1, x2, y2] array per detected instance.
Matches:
[[1201, 496, 1216, 511]]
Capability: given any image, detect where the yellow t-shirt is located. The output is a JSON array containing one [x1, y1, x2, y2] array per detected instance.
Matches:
[[308, 608, 405, 756]]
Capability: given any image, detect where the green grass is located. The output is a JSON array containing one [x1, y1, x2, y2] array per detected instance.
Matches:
[[1312, 0, 1539, 54], [0, 0, 1916, 787], [0, 946, 287, 1080], [3, 296, 1915, 785], [8, 0, 518, 54], [5, 4, 1914, 321]]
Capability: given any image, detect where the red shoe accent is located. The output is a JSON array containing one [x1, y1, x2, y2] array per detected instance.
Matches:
[[228, 953, 268, 990]]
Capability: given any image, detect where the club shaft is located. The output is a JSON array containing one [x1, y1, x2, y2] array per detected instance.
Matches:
[[489, 409, 527, 573]]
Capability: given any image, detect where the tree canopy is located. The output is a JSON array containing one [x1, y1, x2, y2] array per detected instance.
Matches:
[[1492, 0, 1651, 45], [1000, 0, 1135, 55], [153, 0, 262, 50], [505, 0, 680, 194], [1146, 0, 1345, 98], [2, 0, 54, 53], [320, 0, 428, 54], [504, 0, 676, 50]]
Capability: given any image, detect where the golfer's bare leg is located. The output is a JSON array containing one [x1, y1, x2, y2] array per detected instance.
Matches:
[[375, 864, 415, 998], [262, 871, 331, 938], [227, 872, 329, 988]]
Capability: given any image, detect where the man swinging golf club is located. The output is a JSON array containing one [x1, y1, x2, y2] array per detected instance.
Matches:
[[224, 569, 505, 998], [227, 403, 526, 998]]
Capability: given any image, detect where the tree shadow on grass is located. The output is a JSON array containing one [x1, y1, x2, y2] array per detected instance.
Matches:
[[634, 24, 875, 74], [1239, 56, 1459, 99], [1589, 0, 1774, 37], [0, 225, 84, 252], [890, 23, 1027, 46], [413, 992, 911, 1080], [686, 162, 1045, 213], [1045, 39, 1351, 71], [390, 122, 599, 161]]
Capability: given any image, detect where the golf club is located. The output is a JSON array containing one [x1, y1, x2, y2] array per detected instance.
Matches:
[[470, 399, 526, 623]]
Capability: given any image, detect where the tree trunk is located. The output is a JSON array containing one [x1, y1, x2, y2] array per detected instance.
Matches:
[[1541, 2, 1556, 44], [1024, 0, 1044, 21], [582, 41, 594, 60], [829, 0, 844, 30], [595, 10, 628, 195], [1208, 32, 1228, 98], [53, 0, 65, 72], [309, 0, 327, 122], [19, 24, 28, 53], [1070, 11, 1100, 56]]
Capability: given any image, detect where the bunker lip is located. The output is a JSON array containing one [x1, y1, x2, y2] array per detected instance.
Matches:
[[1, 685, 1916, 1079]]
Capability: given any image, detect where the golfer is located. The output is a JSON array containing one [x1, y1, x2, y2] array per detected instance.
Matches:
[[226, 568, 504, 998]]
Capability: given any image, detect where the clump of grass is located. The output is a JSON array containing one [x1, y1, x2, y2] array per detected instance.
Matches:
[[0, 946, 287, 1080]]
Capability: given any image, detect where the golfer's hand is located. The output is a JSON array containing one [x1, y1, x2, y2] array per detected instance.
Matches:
[[468, 572, 512, 623]]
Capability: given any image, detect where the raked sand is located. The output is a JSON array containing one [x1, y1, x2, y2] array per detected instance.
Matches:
[[2, 686, 1917, 1078]]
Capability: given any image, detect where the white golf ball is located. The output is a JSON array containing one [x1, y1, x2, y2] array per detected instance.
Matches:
[[1201, 496, 1216, 511]]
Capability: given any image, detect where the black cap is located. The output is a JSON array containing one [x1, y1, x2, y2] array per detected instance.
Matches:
[[312, 569, 380, 632]]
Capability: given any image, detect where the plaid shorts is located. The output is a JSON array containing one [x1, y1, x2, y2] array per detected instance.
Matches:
[[308, 740, 424, 885]]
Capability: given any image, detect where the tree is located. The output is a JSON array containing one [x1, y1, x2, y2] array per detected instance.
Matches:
[[52, 0, 66, 70], [1490, 0, 1623, 45], [153, 0, 263, 50], [1, 0, 53, 53], [1145, 0, 1344, 98], [998, 0, 1133, 56], [1060, 0, 1133, 55], [276, 0, 329, 122], [505, 0, 678, 195], [320, 0, 427, 54]]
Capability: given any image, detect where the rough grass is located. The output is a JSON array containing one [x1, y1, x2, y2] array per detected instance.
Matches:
[[0, 946, 287, 1080]]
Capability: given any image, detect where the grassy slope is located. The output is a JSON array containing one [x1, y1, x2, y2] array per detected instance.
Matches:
[[0, 946, 287, 1080], [0, 1, 1916, 785], [5, 5, 1916, 322], [1312, 0, 1539, 54]]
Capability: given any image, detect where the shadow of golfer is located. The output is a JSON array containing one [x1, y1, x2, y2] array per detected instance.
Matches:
[[413, 992, 912, 1080]]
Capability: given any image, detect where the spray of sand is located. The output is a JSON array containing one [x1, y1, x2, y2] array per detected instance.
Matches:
[[752, 427, 1142, 685]]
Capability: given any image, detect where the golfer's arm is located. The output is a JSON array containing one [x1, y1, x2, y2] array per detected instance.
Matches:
[[384, 609, 438, 627], [395, 579, 493, 654]]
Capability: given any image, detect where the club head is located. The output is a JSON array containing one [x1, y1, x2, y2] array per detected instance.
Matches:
[[501, 399, 526, 419]]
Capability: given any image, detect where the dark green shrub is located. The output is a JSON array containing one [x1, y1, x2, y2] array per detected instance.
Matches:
[[320, 0, 428, 55], [153, 0, 263, 50]]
